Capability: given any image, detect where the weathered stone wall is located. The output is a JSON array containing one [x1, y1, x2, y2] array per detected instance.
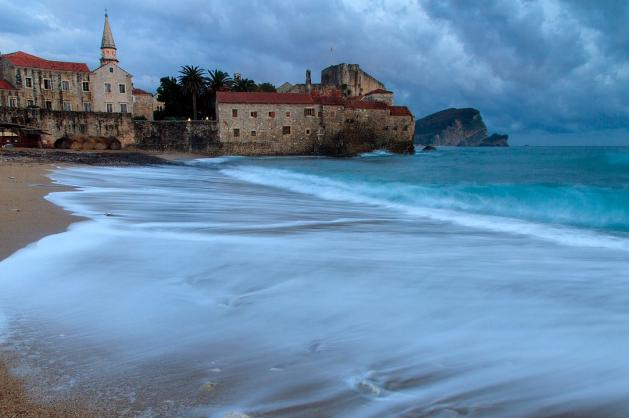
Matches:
[[132, 93, 155, 121], [318, 106, 414, 155], [0, 105, 414, 156], [0, 107, 135, 147], [133, 120, 220, 153], [217, 103, 320, 155], [320, 64, 385, 97]]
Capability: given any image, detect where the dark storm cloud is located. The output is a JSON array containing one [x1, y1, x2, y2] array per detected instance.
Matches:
[[0, 0, 627, 140]]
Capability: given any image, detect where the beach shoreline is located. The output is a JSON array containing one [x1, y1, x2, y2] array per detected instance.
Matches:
[[0, 148, 177, 417]]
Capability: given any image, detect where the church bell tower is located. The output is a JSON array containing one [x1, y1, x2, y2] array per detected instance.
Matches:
[[100, 12, 118, 66]]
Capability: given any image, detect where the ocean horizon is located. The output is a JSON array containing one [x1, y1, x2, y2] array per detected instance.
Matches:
[[1, 146, 629, 417]]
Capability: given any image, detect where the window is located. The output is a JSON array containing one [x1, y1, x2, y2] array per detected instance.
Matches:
[[119, 84, 126, 94], [403, 125, 408, 131], [304, 108, 315, 117], [109, 67, 114, 73], [232, 109, 238, 117], [25, 77, 32, 88], [233, 128, 240, 137], [250, 111, 257, 118], [62, 101, 72, 111], [331, 111, 336, 118], [317, 111, 322, 118], [105, 83, 112, 93], [83, 102, 92, 112], [62, 80, 70, 91], [45, 101, 52, 110], [282, 126, 291, 135], [82, 82, 90, 92], [268, 111, 275, 118], [106, 103, 113, 113], [120, 103, 128, 113], [285, 111, 291, 117], [251, 130, 257, 136], [306, 128, 311, 135], [43, 79, 52, 90], [27, 99, 34, 107], [8, 97, 17, 108]]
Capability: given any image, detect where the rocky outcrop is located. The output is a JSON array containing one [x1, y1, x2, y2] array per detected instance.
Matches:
[[479, 133, 509, 147], [414, 108, 508, 147]]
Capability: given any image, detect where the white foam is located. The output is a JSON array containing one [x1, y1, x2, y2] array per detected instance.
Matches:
[[221, 165, 629, 252]]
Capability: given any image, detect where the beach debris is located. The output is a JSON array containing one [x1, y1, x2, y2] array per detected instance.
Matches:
[[8, 176, 16, 179], [200, 381, 217, 393], [10, 208, 20, 212], [105, 212, 114, 216]]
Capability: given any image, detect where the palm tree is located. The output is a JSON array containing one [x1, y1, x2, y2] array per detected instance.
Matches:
[[178, 65, 206, 120], [207, 69, 233, 92], [231, 77, 257, 92]]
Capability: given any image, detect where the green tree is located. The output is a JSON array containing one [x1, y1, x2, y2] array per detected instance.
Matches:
[[231, 77, 257, 92], [156, 76, 187, 120], [178, 65, 207, 120], [257, 82, 276, 92], [207, 69, 233, 92]]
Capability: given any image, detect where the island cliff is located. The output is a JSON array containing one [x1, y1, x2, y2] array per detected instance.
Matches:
[[414, 108, 508, 147]]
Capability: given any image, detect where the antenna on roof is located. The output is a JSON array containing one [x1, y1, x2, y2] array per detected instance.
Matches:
[[105, 8, 108, 16], [330, 45, 335, 63]]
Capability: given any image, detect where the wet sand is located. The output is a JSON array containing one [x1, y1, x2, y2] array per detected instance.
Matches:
[[0, 148, 176, 417]]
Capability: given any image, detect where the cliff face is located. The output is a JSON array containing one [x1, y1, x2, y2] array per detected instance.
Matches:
[[414, 108, 508, 147]]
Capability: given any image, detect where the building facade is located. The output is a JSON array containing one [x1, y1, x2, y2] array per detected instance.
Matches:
[[216, 91, 414, 155], [0, 13, 155, 118], [0, 51, 92, 111], [132, 88, 164, 120]]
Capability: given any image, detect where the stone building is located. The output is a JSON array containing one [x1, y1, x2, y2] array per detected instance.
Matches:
[[90, 13, 134, 114], [216, 90, 414, 155], [132, 88, 164, 120], [321, 63, 385, 97], [280, 64, 389, 99], [0, 13, 153, 117], [0, 51, 92, 111]]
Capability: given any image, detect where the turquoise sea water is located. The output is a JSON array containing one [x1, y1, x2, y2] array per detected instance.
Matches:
[[1, 147, 629, 417]]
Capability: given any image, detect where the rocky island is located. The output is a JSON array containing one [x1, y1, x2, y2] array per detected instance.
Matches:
[[414, 108, 509, 147]]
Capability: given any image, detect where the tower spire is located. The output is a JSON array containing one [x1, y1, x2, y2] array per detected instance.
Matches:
[[100, 12, 118, 65]]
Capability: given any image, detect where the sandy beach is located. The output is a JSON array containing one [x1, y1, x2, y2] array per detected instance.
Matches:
[[0, 148, 174, 417]]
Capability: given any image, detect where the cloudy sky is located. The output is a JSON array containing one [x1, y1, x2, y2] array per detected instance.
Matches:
[[1, 0, 628, 144]]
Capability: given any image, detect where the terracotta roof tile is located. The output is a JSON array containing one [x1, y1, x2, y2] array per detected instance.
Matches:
[[132, 88, 152, 96], [217, 91, 315, 105], [365, 88, 393, 95], [389, 106, 413, 117], [0, 79, 16, 90], [1, 51, 90, 73], [346, 100, 389, 110]]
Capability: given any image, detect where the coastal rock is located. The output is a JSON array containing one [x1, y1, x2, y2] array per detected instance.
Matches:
[[479, 133, 509, 147], [422, 145, 437, 152], [414, 108, 509, 147]]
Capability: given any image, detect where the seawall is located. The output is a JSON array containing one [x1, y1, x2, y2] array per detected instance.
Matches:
[[0, 108, 414, 155]]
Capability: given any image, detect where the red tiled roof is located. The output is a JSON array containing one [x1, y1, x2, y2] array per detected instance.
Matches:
[[313, 95, 346, 106], [132, 88, 152, 96], [217, 91, 315, 105], [1, 51, 90, 73], [365, 88, 393, 95], [0, 80, 16, 90], [389, 106, 413, 117], [346, 100, 389, 110]]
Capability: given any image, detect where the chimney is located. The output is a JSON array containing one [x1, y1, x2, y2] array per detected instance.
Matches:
[[306, 69, 312, 94]]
